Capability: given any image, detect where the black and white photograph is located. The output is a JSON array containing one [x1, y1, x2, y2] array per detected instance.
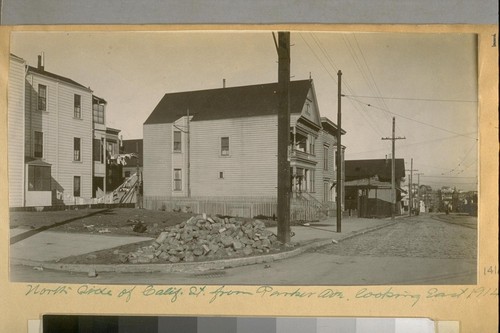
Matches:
[[8, 30, 478, 285]]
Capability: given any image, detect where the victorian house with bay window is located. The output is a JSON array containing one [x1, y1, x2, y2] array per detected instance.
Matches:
[[143, 79, 345, 216]]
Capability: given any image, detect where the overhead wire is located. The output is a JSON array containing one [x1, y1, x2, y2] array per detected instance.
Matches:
[[346, 96, 478, 141], [307, 33, 386, 137], [343, 94, 477, 103]]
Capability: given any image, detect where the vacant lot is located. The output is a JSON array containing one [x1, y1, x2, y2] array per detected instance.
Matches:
[[10, 208, 288, 265], [10, 208, 195, 238]]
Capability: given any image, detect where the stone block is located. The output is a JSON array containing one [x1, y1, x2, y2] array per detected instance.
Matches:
[[232, 241, 244, 250]]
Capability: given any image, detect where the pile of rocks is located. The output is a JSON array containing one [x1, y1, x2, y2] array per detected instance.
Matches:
[[127, 214, 281, 264]]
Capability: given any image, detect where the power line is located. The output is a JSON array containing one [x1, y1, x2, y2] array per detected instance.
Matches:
[[310, 33, 386, 137], [346, 96, 478, 140], [343, 94, 477, 103], [441, 141, 477, 175], [299, 33, 384, 137], [347, 131, 477, 157], [352, 34, 394, 124]]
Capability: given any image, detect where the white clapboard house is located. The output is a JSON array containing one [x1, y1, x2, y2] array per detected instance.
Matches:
[[8, 54, 119, 207], [143, 80, 346, 218]]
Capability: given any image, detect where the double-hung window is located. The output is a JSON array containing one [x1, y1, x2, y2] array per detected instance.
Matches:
[[221, 137, 229, 156], [38, 84, 47, 111], [74, 94, 81, 118], [323, 146, 329, 170], [74, 138, 81, 161], [34, 131, 43, 158], [74, 176, 81, 197], [93, 103, 104, 124], [173, 169, 182, 191], [173, 131, 182, 152]]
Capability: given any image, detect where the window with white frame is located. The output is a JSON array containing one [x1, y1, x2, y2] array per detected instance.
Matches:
[[221, 137, 229, 156], [73, 176, 81, 197], [74, 94, 81, 118], [323, 181, 329, 202], [93, 138, 104, 163], [309, 135, 315, 155], [38, 84, 47, 111], [74, 138, 81, 161], [34, 131, 43, 158], [173, 169, 182, 191], [93, 103, 105, 124], [173, 131, 182, 152], [309, 169, 315, 192], [323, 145, 329, 170]]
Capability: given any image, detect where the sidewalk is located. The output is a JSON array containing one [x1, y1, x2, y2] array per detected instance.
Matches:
[[289, 215, 400, 244], [9, 215, 402, 272]]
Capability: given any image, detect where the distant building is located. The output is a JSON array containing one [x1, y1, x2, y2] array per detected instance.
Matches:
[[344, 158, 405, 218], [120, 139, 143, 179], [8, 53, 119, 207], [143, 80, 345, 216]]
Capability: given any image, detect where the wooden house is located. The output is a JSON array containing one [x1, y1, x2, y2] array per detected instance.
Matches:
[[344, 158, 406, 218], [8, 54, 27, 207], [8, 54, 117, 207], [143, 80, 345, 217]]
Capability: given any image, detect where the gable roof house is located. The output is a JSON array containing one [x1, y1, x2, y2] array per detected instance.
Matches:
[[8, 54, 118, 208], [143, 79, 346, 218], [344, 158, 406, 218]]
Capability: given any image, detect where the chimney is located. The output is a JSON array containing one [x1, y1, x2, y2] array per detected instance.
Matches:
[[37, 52, 45, 71], [223, 78, 226, 88]]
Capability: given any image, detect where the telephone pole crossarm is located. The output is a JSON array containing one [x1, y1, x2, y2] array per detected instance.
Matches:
[[381, 117, 406, 220]]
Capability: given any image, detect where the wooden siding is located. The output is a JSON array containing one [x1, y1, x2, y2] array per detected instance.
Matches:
[[300, 89, 321, 126], [8, 56, 26, 207], [25, 73, 93, 204], [189, 115, 278, 198], [143, 123, 172, 196], [316, 129, 338, 203]]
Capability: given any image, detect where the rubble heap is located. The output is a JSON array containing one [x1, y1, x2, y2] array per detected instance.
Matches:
[[127, 214, 281, 264]]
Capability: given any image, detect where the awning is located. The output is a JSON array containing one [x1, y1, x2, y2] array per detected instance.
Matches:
[[25, 157, 52, 167]]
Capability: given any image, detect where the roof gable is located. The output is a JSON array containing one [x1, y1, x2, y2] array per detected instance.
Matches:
[[144, 80, 313, 125], [345, 158, 405, 182]]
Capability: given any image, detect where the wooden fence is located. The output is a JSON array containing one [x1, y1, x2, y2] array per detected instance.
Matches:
[[143, 196, 326, 222]]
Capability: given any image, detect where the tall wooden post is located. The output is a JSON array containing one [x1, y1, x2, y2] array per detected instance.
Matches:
[[187, 108, 191, 198], [391, 117, 396, 219], [276, 32, 291, 244], [382, 117, 405, 220], [336, 70, 342, 232]]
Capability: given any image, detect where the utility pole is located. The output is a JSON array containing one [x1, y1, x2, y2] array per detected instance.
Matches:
[[415, 172, 424, 213], [275, 31, 291, 244], [187, 108, 191, 198], [382, 117, 405, 220], [336, 70, 342, 233], [405, 159, 417, 216]]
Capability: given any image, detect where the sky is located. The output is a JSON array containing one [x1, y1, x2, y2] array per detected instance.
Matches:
[[10, 30, 478, 191]]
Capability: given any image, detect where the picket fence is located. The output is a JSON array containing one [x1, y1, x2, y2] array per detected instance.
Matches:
[[143, 196, 326, 222]]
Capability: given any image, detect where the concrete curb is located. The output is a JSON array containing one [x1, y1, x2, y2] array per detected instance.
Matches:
[[11, 219, 400, 275]]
